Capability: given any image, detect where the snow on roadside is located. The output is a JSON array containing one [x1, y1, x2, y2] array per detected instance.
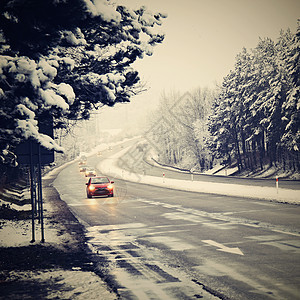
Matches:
[[1, 138, 142, 248], [6, 269, 117, 300], [0, 199, 31, 211], [0, 184, 64, 247], [0, 200, 71, 247], [85, 136, 142, 157], [43, 158, 80, 179], [98, 146, 300, 205], [150, 157, 239, 176], [1, 160, 86, 248], [44, 137, 140, 180], [0, 141, 140, 299]]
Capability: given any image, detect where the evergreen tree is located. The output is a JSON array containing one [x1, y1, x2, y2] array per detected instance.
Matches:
[[280, 23, 300, 170], [207, 71, 242, 170], [0, 0, 166, 165], [207, 24, 299, 174]]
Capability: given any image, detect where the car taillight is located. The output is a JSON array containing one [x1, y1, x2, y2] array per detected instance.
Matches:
[[107, 184, 113, 190], [89, 185, 95, 191]]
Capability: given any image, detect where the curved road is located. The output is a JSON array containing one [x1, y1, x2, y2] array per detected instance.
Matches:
[[53, 142, 300, 299]]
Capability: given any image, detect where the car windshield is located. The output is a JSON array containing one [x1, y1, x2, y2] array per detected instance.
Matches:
[[91, 177, 109, 184]]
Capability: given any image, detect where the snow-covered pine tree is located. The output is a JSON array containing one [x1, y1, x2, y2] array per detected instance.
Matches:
[[206, 72, 238, 169], [207, 24, 299, 174], [0, 0, 166, 166], [279, 24, 300, 171]]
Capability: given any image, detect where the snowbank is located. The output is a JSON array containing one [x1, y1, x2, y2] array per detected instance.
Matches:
[[98, 146, 300, 205], [0, 201, 67, 247]]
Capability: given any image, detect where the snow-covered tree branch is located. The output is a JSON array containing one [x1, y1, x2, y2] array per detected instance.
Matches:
[[0, 0, 166, 165]]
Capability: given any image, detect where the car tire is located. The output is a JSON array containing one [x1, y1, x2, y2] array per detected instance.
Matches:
[[87, 193, 92, 199]]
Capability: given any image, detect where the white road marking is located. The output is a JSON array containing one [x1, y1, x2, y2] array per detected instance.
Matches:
[[202, 239, 244, 255], [140, 198, 299, 237]]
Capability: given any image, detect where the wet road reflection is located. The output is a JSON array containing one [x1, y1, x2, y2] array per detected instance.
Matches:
[[53, 146, 300, 300]]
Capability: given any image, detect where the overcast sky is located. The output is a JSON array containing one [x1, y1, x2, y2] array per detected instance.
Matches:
[[98, 0, 300, 130]]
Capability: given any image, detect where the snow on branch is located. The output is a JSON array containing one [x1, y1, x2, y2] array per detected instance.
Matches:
[[0, 0, 167, 164], [0, 55, 76, 152], [84, 0, 121, 22]]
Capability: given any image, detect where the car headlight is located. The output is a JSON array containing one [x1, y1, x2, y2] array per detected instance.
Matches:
[[107, 184, 113, 190], [89, 185, 95, 191]]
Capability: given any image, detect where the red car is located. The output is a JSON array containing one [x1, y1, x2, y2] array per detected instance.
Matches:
[[86, 176, 114, 198]]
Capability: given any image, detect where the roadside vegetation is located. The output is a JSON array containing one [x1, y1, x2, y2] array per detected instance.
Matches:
[[146, 23, 300, 178], [0, 0, 166, 191]]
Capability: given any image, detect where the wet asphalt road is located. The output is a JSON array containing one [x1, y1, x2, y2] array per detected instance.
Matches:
[[53, 143, 300, 299]]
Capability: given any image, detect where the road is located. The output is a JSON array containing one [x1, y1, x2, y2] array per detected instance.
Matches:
[[53, 142, 300, 299]]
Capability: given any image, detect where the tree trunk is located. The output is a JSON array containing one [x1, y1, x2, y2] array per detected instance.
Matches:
[[240, 129, 248, 169], [258, 135, 264, 170], [233, 124, 242, 172], [251, 140, 257, 170]]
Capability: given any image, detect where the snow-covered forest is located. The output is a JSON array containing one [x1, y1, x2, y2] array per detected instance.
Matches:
[[146, 89, 216, 172], [147, 24, 300, 177], [0, 0, 166, 186], [0, 0, 299, 184]]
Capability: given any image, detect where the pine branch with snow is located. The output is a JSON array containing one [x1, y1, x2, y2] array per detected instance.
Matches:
[[0, 0, 166, 165]]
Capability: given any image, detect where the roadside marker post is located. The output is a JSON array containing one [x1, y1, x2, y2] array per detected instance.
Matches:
[[276, 176, 279, 194], [163, 173, 165, 183]]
